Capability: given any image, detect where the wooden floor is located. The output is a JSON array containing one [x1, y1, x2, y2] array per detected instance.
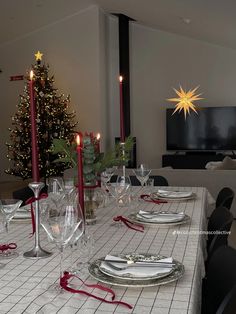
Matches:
[[1, 179, 236, 248]]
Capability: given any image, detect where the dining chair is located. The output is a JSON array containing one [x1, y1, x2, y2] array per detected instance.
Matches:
[[216, 285, 236, 314], [215, 187, 234, 211], [207, 205, 233, 253], [201, 246, 236, 314]]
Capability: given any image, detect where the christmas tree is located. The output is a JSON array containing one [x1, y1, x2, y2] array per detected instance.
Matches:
[[5, 51, 78, 180]]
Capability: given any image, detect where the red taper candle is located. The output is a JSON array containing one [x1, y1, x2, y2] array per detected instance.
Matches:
[[96, 133, 101, 153], [76, 133, 85, 216], [29, 70, 40, 182], [119, 76, 125, 142]]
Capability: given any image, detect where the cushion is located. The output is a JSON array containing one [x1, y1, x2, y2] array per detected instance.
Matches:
[[205, 156, 236, 170]]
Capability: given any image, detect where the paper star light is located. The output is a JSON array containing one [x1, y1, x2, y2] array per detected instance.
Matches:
[[34, 51, 43, 61], [167, 86, 203, 118]]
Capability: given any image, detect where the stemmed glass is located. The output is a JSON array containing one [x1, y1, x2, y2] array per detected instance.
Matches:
[[70, 229, 95, 274], [0, 199, 22, 259], [109, 175, 131, 207], [40, 193, 84, 291], [47, 177, 65, 201], [101, 167, 116, 187], [101, 167, 117, 205], [133, 164, 151, 187]]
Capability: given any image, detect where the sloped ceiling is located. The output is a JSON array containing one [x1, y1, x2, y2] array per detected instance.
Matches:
[[1, 0, 236, 49]]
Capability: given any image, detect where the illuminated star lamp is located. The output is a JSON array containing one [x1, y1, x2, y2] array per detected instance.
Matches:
[[167, 86, 203, 119]]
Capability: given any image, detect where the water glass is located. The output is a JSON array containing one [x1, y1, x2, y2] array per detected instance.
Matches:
[[0, 199, 22, 258]]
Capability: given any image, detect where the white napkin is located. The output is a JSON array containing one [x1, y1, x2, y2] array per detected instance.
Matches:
[[137, 210, 185, 223], [156, 189, 193, 199], [14, 206, 31, 219], [100, 254, 173, 278]]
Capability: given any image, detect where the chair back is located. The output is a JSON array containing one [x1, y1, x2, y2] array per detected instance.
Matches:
[[216, 187, 234, 210], [202, 246, 236, 314], [207, 206, 233, 249], [216, 285, 236, 314], [207, 217, 233, 261]]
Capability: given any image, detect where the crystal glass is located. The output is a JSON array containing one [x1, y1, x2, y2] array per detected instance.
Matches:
[[47, 177, 65, 200], [101, 167, 116, 187], [40, 193, 84, 291], [133, 164, 151, 187], [0, 199, 22, 258], [109, 175, 131, 207], [70, 229, 95, 274]]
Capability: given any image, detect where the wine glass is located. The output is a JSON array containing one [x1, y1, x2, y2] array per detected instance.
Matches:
[[133, 164, 151, 187], [0, 199, 22, 259], [109, 175, 131, 207], [40, 193, 84, 291], [70, 229, 95, 274]]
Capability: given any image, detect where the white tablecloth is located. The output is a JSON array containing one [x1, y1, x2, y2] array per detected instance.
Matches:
[[0, 186, 208, 314]]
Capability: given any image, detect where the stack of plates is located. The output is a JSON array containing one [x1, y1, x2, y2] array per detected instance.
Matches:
[[128, 210, 190, 227], [12, 205, 31, 223], [152, 189, 195, 201], [88, 253, 184, 287]]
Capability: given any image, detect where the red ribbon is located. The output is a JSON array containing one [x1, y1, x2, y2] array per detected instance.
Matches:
[[140, 194, 168, 204], [25, 193, 48, 236], [60, 271, 133, 309], [0, 243, 17, 252], [113, 216, 144, 232]]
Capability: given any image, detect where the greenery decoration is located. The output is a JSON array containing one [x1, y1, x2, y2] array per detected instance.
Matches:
[[52, 134, 134, 184]]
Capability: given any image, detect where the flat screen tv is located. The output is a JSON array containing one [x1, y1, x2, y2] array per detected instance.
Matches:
[[166, 106, 236, 151]]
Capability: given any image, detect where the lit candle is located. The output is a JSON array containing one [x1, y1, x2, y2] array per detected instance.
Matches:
[[76, 133, 85, 217], [96, 133, 101, 153], [29, 70, 40, 182], [119, 76, 125, 142]]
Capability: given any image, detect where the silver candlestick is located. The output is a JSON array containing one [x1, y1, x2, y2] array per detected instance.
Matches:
[[120, 142, 126, 178], [23, 182, 52, 259]]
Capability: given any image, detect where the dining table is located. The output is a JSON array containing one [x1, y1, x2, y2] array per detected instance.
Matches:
[[0, 186, 211, 314]]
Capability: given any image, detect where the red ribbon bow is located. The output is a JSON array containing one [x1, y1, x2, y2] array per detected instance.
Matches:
[[113, 216, 144, 232], [25, 193, 48, 236], [0, 243, 17, 252], [60, 272, 133, 309], [140, 194, 168, 204]]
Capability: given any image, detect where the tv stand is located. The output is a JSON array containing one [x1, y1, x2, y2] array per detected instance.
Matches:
[[162, 153, 233, 169], [185, 151, 216, 156]]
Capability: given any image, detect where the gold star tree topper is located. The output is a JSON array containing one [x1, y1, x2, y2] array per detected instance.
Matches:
[[167, 86, 203, 119], [34, 50, 43, 61]]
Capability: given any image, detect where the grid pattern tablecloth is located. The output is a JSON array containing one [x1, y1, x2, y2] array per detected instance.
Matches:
[[0, 186, 208, 314]]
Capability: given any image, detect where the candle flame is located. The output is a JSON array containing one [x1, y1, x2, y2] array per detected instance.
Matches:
[[96, 133, 100, 140], [76, 134, 81, 146], [30, 70, 34, 80], [119, 76, 123, 82]]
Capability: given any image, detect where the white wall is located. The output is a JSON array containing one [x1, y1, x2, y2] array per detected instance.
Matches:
[[0, 5, 107, 181], [107, 16, 236, 168]]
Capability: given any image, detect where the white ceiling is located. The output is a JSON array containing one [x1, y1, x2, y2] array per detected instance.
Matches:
[[1, 0, 236, 49]]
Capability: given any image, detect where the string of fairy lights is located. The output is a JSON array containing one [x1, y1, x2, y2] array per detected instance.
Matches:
[[5, 51, 78, 179]]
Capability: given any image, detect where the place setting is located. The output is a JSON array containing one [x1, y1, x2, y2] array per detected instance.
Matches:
[[88, 252, 185, 288], [151, 188, 196, 202], [127, 209, 190, 227]]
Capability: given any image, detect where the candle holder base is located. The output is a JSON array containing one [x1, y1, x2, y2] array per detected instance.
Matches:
[[23, 246, 52, 259], [23, 181, 52, 259]]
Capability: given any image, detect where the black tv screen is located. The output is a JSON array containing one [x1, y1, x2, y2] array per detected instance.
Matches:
[[166, 107, 236, 151]]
